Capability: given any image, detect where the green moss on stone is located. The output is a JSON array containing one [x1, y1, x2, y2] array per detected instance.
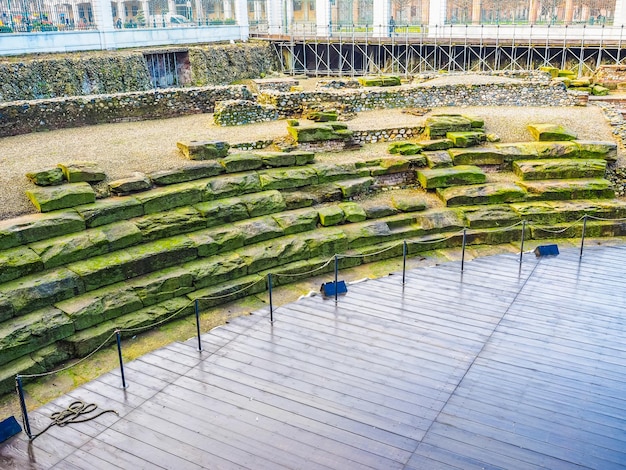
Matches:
[[260, 152, 296, 168], [391, 195, 428, 212], [259, 167, 318, 190], [449, 148, 506, 166], [234, 216, 284, 244], [26, 182, 96, 213], [388, 141, 423, 155], [150, 162, 225, 186], [312, 163, 359, 183], [343, 221, 393, 248], [57, 162, 106, 183], [26, 168, 65, 186], [417, 165, 486, 189], [186, 253, 248, 289], [74, 196, 144, 228], [0, 246, 43, 284], [461, 205, 521, 228], [241, 190, 286, 217], [221, 153, 264, 172], [446, 131, 486, 148], [135, 181, 206, 214], [318, 205, 345, 226], [194, 197, 249, 226], [302, 228, 348, 257], [335, 177, 373, 198], [513, 158, 606, 180], [271, 207, 319, 234], [424, 151, 453, 168], [527, 123, 577, 141], [437, 183, 527, 207], [0, 306, 74, 367], [339, 202, 367, 222], [206, 173, 262, 199], [237, 236, 309, 274], [29, 229, 109, 269], [129, 267, 194, 307], [518, 179, 614, 201], [0, 211, 85, 248], [188, 226, 245, 257], [133, 206, 206, 241], [55, 284, 143, 331], [0, 267, 84, 316]]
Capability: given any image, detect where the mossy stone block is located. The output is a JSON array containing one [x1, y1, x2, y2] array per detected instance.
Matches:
[[413, 209, 466, 234], [27, 182, 96, 212], [312, 163, 359, 183], [558, 70, 576, 77], [234, 217, 284, 245], [362, 203, 398, 219], [0, 294, 14, 322], [308, 111, 338, 122], [149, 162, 225, 185], [64, 298, 192, 356], [288, 124, 351, 143], [99, 221, 143, 251], [437, 183, 527, 207], [510, 200, 626, 224], [67, 250, 134, 291], [272, 208, 319, 234], [380, 158, 410, 172], [339, 202, 367, 222], [592, 85, 610, 96], [303, 228, 348, 257], [381, 75, 401, 86], [425, 114, 472, 139], [539, 66, 559, 77], [259, 167, 318, 190], [465, 115, 485, 128], [335, 177, 374, 198], [575, 141, 617, 161], [122, 235, 198, 279], [241, 190, 286, 217], [425, 151, 453, 168], [518, 179, 614, 201], [570, 78, 591, 87], [461, 205, 521, 229], [290, 151, 316, 165], [205, 173, 261, 199], [281, 190, 316, 210], [29, 229, 109, 269], [527, 123, 577, 141], [260, 152, 296, 168], [186, 253, 248, 289], [109, 173, 152, 195], [306, 184, 344, 204], [0, 268, 83, 317], [129, 267, 194, 307], [449, 148, 506, 166], [391, 195, 428, 212], [136, 181, 205, 214], [0, 246, 43, 284], [26, 168, 65, 186], [133, 206, 206, 241], [0, 211, 85, 248], [58, 162, 106, 183], [420, 139, 454, 151], [55, 284, 143, 330], [177, 140, 230, 160], [0, 306, 74, 367], [417, 165, 486, 189], [388, 141, 423, 156], [495, 141, 579, 160], [318, 205, 345, 226], [358, 76, 383, 87], [343, 221, 392, 248], [74, 196, 143, 228], [237, 237, 309, 274], [194, 197, 249, 226], [513, 158, 606, 180], [188, 226, 245, 257], [446, 131, 486, 148], [221, 153, 263, 173]]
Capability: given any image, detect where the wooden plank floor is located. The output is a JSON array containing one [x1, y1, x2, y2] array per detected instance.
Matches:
[[2, 246, 626, 469]]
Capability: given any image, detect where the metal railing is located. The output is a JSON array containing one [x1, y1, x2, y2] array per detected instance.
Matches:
[[13, 212, 624, 439]]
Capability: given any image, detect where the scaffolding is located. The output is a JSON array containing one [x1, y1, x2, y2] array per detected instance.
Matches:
[[267, 24, 626, 76]]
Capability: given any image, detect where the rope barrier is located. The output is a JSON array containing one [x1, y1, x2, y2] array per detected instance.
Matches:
[[272, 257, 335, 278], [409, 228, 466, 244], [338, 241, 403, 259], [26, 400, 118, 441], [195, 277, 266, 301], [528, 215, 586, 234], [585, 214, 626, 222], [118, 299, 196, 334]]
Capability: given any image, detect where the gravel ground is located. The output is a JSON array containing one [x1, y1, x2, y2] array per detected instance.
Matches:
[[0, 104, 616, 220]]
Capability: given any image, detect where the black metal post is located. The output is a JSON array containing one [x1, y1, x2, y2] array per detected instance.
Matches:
[[520, 220, 526, 264], [115, 331, 127, 389], [194, 299, 202, 351], [461, 228, 467, 272], [334, 254, 339, 303], [268, 273, 274, 322], [580, 215, 587, 257], [15, 375, 31, 438], [402, 240, 407, 285]]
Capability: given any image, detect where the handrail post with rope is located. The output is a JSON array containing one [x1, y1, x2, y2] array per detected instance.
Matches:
[[194, 299, 202, 351], [268, 273, 274, 323], [334, 254, 339, 303], [115, 330, 127, 389], [15, 375, 32, 439], [461, 228, 467, 272], [580, 214, 587, 257], [402, 240, 407, 285], [520, 220, 526, 264]]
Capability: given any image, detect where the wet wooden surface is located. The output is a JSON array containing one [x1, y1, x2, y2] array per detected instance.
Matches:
[[1, 246, 625, 469]]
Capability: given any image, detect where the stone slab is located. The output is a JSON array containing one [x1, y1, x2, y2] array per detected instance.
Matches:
[[424, 151, 453, 168], [417, 165, 486, 189], [513, 159, 607, 180], [437, 182, 527, 207], [26, 182, 96, 212], [518, 179, 615, 201], [149, 162, 225, 185], [57, 162, 106, 183]]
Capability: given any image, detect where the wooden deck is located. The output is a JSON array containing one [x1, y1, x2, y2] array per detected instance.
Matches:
[[1, 245, 625, 469]]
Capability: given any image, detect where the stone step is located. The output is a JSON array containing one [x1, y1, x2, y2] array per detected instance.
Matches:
[[513, 159, 607, 180], [510, 199, 626, 224], [530, 219, 626, 240], [436, 183, 527, 207], [459, 205, 522, 229], [517, 179, 614, 201], [417, 165, 486, 189]]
